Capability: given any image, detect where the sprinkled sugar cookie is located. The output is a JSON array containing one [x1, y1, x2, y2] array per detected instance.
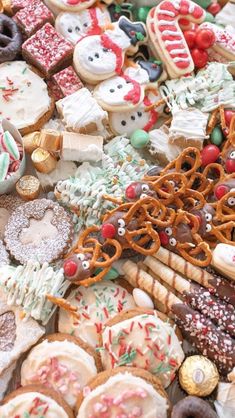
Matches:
[[4, 198, 73, 264], [21, 333, 102, 409], [0, 61, 54, 135], [0, 194, 22, 240], [0, 240, 9, 267], [58, 281, 136, 348], [76, 367, 170, 418], [99, 308, 184, 388]]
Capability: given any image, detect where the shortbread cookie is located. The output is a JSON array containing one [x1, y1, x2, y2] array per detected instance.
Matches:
[[61, 132, 103, 163], [212, 243, 235, 281], [0, 194, 22, 239], [0, 288, 44, 375], [58, 281, 136, 347], [56, 87, 108, 135], [0, 61, 54, 134], [148, 125, 182, 165], [76, 367, 170, 418], [21, 333, 101, 408], [0, 385, 74, 417], [147, 0, 206, 78], [55, 7, 110, 45], [99, 308, 184, 388], [73, 17, 147, 84], [4, 198, 73, 264]]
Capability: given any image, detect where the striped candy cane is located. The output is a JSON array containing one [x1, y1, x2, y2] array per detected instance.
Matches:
[[147, 0, 206, 78]]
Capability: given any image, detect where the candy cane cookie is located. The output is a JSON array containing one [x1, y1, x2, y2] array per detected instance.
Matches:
[[147, 0, 206, 78]]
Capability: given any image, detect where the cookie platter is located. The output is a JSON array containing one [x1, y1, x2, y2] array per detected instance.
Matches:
[[0, 0, 235, 417]]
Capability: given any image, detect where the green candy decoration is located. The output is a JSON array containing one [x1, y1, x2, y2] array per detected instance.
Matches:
[[136, 6, 151, 23], [192, 0, 211, 8], [204, 11, 215, 23], [210, 126, 223, 146], [0, 152, 10, 181], [130, 129, 150, 149], [95, 267, 119, 281]]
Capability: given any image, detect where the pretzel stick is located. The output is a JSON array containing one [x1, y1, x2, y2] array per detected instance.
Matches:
[[219, 105, 226, 130], [144, 97, 166, 112], [207, 108, 218, 135], [46, 295, 80, 320], [122, 260, 181, 312]]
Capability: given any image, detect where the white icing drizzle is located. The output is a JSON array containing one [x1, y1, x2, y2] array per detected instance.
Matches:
[[161, 29, 181, 36], [159, 10, 175, 16], [158, 20, 176, 25], [0, 261, 70, 325], [170, 48, 187, 54], [173, 57, 190, 62]]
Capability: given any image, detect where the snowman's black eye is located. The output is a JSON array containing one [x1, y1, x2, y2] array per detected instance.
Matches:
[[103, 48, 108, 52], [137, 112, 142, 117], [88, 56, 93, 61], [95, 53, 99, 58], [83, 23, 88, 27], [68, 27, 73, 33], [131, 116, 135, 121], [117, 84, 123, 89], [110, 89, 115, 93], [121, 120, 126, 126], [126, 80, 131, 84], [75, 26, 80, 31]]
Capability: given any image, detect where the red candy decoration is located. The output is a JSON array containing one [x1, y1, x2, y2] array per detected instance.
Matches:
[[224, 110, 235, 127], [195, 28, 215, 49], [214, 184, 230, 200], [207, 2, 221, 15], [159, 231, 169, 246], [191, 48, 208, 68], [101, 223, 116, 239], [125, 183, 138, 200], [201, 144, 220, 166], [63, 259, 78, 277], [225, 159, 235, 174], [184, 30, 196, 48]]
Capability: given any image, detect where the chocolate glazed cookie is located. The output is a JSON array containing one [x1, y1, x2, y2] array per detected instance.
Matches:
[[171, 396, 218, 418], [0, 14, 22, 63]]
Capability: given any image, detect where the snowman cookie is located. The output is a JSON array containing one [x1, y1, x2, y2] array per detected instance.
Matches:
[[109, 89, 162, 136], [55, 6, 110, 45], [45, 0, 100, 15], [94, 60, 165, 112], [73, 17, 147, 84]]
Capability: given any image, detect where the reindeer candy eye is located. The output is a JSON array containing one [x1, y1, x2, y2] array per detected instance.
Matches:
[[169, 237, 177, 246], [118, 219, 126, 228], [168, 180, 175, 187], [205, 213, 212, 222], [142, 184, 149, 193], [118, 227, 126, 236], [174, 186, 179, 192], [82, 260, 90, 270], [230, 151, 235, 159], [206, 224, 212, 232], [165, 227, 173, 236], [76, 253, 85, 261], [228, 197, 235, 206]]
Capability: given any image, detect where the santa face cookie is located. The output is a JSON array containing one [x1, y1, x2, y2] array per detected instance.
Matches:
[[55, 7, 110, 45], [109, 90, 161, 136], [45, 0, 96, 14], [73, 17, 147, 83]]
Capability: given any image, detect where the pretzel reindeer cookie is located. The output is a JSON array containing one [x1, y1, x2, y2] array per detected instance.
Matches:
[[73, 17, 147, 84], [147, 0, 206, 78], [94, 60, 164, 111]]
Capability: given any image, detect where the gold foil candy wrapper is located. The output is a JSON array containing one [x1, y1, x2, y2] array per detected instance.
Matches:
[[22, 132, 41, 154], [16, 175, 40, 200], [179, 355, 219, 397], [31, 147, 57, 174], [39, 129, 61, 153]]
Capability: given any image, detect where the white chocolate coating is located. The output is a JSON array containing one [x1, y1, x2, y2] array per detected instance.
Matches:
[[212, 244, 235, 281]]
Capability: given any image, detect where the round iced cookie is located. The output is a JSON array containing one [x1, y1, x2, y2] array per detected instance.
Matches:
[[100, 309, 185, 388], [21, 334, 101, 408], [0, 61, 54, 135], [44, 0, 96, 14], [0, 385, 74, 418], [55, 8, 110, 45], [76, 368, 169, 418], [58, 281, 136, 348], [212, 243, 235, 281]]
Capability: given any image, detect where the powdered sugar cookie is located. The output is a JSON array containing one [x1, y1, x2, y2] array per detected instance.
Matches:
[[0, 61, 54, 135], [76, 367, 169, 418], [73, 17, 147, 84], [200, 22, 235, 61], [147, 0, 206, 78], [4, 198, 73, 264], [55, 7, 110, 45], [21, 333, 101, 408], [0, 194, 22, 240], [109, 89, 161, 136], [94, 60, 164, 112]]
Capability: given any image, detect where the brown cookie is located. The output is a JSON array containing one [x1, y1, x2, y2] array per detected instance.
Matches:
[[0, 384, 74, 417]]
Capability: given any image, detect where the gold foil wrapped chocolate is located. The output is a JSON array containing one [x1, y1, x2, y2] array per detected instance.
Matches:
[[16, 175, 40, 200], [39, 129, 61, 153], [31, 148, 57, 174], [22, 132, 41, 154], [179, 355, 219, 397]]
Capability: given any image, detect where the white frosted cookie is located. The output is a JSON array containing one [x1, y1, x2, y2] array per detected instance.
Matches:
[[212, 244, 235, 281], [0, 61, 53, 134], [200, 22, 235, 62], [55, 7, 110, 45], [216, 2, 235, 29], [77, 371, 169, 418], [21, 337, 98, 408], [44, 0, 96, 14], [58, 282, 136, 347]]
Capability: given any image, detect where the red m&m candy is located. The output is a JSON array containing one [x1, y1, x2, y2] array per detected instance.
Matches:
[[225, 158, 235, 174], [191, 48, 208, 68], [207, 2, 221, 15], [214, 184, 230, 200], [184, 30, 196, 48], [201, 144, 220, 166], [195, 28, 215, 49], [224, 110, 235, 127], [101, 223, 116, 239], [63, 259, 78, 277]]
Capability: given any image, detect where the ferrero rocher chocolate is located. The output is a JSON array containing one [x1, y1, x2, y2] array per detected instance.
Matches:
[[39, 129, 62, 153], [179, 355, 219, 397], [31, 147, 57, 174], [22, 132, 41, 154], [16, 175, 40, 200]]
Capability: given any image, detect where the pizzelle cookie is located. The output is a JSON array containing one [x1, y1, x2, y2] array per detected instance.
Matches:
[[0, 385, 74, 418], [21, 333, 102, 409], [99, 308, 184, 388], [76, 367, 170, 418], [0, 61, 54, 135]]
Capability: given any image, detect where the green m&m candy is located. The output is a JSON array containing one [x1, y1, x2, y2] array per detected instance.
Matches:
[[130, 129, 150, 149], [210, 126, 223, 146], [136, 6, 151, 23], [204, 11, 215, 23]]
